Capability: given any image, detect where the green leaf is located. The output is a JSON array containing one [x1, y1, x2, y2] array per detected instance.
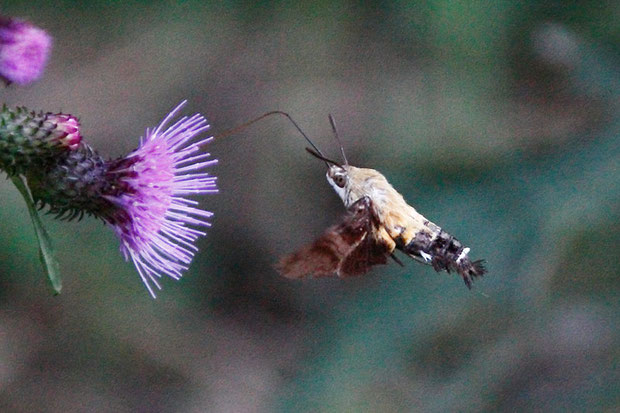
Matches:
[[11, 175, 62, 295]]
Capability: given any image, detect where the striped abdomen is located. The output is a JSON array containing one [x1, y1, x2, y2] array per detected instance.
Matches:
[[403, 229, 486, 288]]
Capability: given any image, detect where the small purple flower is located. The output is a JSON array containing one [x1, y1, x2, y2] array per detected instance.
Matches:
[[103, 101, 217, 297], [0, 17, 52, 85]]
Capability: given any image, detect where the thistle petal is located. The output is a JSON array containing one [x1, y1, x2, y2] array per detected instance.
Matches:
[[103, 101, 217, 297]]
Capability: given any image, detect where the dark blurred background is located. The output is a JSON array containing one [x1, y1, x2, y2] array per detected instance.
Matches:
[[0, 1, 618, 411]]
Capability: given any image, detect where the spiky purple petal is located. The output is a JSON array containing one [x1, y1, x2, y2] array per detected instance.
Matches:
[[105, 101, 217, 297]]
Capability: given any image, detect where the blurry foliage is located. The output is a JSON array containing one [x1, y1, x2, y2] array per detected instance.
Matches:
[[0, 1, 618, 412]]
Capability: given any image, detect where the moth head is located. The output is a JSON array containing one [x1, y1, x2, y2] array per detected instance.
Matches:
[[303, 147, 349, 201], [326, 164, 350, 202]]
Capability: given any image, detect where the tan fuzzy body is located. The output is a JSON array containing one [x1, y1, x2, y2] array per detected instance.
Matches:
[[327, 165, 440, 252]]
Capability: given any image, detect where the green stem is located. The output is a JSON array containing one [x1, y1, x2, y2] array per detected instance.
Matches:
[[11, 175, 62, 294]]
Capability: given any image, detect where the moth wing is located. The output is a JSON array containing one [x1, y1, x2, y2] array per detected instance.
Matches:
[[277, 197, 390, 279], [338, 207, 391, 277]]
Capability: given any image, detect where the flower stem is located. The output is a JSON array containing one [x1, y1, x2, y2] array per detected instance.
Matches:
[[11, 175, 62, 294]]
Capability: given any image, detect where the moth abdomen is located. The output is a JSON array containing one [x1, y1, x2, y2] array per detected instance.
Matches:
[[403, 229, 486, 288]]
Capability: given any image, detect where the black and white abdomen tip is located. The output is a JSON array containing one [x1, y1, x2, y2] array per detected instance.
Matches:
[[454, 250, 486, 289], [404, 229, 486, 288]]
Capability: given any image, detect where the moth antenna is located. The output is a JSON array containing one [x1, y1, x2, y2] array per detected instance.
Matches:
[[213, 110, 326, 158], [328, 114, 348, 166], [305, 147, 342, 167]]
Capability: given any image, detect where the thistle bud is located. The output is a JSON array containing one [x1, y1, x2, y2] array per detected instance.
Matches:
[[0, 105, 82, 176], [0, 17, 52, 85]]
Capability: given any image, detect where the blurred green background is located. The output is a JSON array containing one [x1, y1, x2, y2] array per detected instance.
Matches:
[[1, 1, 618, 411]]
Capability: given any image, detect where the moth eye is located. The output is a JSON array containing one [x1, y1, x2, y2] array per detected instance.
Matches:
[[333, 174, 346, 188]]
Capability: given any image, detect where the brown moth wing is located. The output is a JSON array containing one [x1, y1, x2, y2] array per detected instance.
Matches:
[[277, 197, 391, 279], [339, 230, 390, 277], [339, 200, 391, 276]]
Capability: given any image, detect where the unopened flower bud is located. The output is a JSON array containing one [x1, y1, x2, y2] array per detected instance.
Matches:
[[0, 106, 82, 176]]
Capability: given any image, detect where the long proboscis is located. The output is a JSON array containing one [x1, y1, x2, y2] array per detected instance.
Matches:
[[212, 110, 326, 161]]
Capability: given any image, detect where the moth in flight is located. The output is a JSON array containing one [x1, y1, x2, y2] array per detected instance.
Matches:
[[216, 112, 486, 288], [275, 115, 486, 288]]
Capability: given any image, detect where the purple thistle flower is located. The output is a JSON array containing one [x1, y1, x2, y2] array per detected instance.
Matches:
[[24, 101, 216, 296], [103, 101, 217, 297], [0, 17, 52, 85]]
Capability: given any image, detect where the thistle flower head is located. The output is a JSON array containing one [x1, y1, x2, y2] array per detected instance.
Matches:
[[0, 17, 52, 85], [103, 101, 217, 297], [24, 101, 217, 297]]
